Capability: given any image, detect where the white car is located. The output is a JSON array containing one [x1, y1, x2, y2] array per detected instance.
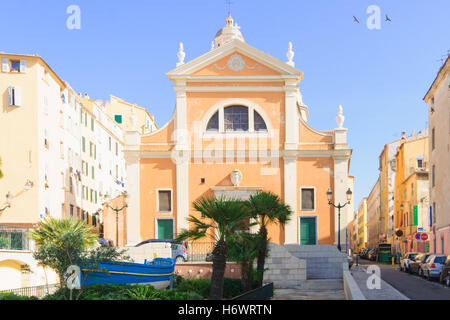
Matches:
[[399, 252, 419, 272], [421, 255, 447, 280]]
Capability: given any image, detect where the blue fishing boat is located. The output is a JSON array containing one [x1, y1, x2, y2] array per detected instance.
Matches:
[[79, 258, 176, 289]]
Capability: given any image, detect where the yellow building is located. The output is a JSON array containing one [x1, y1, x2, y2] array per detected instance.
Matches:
[[356, 198, 367, 251], [105, 95, 157, 134], [393, 131, 430, 255]]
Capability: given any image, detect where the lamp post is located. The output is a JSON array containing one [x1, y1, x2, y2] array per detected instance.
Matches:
[[327, 188, 353, 252], [104, 191, 128, 247]]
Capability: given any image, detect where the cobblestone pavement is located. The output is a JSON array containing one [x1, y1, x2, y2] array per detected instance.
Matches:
[[350, 265, 409, 300]]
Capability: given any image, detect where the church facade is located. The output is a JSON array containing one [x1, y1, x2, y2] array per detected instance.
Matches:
[[123, 15, 354, 248]]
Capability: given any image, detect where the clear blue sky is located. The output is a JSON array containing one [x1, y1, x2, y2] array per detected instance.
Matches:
[[1, 0, 449, 208]]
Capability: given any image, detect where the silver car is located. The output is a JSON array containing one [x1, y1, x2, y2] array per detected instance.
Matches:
[[421, 254, 447, 280], [400, 252, 419, 272]]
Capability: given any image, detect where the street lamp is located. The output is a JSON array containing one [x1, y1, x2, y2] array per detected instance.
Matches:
[[327, 188, 353, 252], [104, 191, 128, 247]]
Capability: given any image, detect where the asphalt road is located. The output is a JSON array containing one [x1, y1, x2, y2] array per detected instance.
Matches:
[[357, 259, 450, 300]]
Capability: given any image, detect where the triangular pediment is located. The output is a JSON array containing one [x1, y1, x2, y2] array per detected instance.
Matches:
[[166, 39, 303, 80]]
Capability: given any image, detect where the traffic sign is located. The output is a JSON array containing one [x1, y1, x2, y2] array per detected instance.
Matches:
[[415, 233, 421, 240], [421, 233, 428, 241]]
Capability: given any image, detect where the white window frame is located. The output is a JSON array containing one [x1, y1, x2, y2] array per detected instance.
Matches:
[[202, 98, 271, 138], [8, 86, 22, 106], [298, 215, 319, 245], [157, 189, 173, 214], [300, 186, 316, 212], [155, 217, 175, 240]]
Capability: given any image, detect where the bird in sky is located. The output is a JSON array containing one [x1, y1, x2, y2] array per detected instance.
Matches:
[[385, 14, 392, 22], [353, 16, 360, 23]]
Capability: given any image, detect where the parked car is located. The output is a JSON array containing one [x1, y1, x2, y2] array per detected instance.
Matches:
[[399, 252, 419, 272], [359, 248, 369, 260], [439, 255, 450, 287], [368, 248, 377, 261], [135, 239, 189, 263], [409, 253, 431, 276], [421, 254, 447, 281]]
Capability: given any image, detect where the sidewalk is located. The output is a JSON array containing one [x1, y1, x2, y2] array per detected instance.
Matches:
[[350, 265, 409, 300]]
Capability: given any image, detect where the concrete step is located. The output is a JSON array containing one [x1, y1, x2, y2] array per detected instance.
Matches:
[[300, 279, 344, 291]]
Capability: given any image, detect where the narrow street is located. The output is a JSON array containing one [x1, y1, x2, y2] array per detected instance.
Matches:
[[356, 259, 450, 300]]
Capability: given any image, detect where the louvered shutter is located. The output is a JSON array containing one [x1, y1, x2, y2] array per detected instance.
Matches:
[[20, 59, 26, 73], [8, 86, 13, 105], [2, 58, 9, 72], [14, 86, 22, 106]]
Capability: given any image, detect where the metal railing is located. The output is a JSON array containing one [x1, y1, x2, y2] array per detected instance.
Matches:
[[187, 242, 215, 262], [0, 284, 60, 299], [0, 227, 31, 251]]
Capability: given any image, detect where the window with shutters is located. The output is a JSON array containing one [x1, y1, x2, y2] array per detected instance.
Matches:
[[8, 86, 22, 106], [158, 190, 172, 213], [301, 188, 315, 211]]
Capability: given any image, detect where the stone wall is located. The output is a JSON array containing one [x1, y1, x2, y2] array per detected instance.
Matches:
[[263, 243, 306, 288], [284, 245, 348, 279], [125, 243, 172, 263], [175, 262, 241, 280]]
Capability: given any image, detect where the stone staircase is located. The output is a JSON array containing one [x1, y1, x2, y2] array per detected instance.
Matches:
[[284, 244, 348, 279]]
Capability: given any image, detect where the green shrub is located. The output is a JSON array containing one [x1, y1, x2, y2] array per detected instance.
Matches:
[[173, 278, 210, 298], [43, 283, 137, 300], [222, 278, 242, 299], [0, 293, 39, 300], [173, 277, 243, 299]]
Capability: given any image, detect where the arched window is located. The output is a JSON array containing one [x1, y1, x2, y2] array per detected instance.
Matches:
[[224, 106, 248, 132], [205, 104, 268, 133], [206, 111, 219, 131], [254, 110, 267, 131]]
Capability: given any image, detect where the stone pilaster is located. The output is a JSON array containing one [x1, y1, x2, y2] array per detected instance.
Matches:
[[284, 156, 298, 244], [125, 130, 141, 246]]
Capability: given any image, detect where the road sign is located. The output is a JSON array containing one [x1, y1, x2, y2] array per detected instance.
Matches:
[[418, 227, 424, 232], [421, 233, 428, 241], [415, 233, 421, 240]]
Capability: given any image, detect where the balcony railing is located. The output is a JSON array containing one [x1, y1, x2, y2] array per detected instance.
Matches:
[[187, 242, 215, 262], [0, 227, 31, 251]]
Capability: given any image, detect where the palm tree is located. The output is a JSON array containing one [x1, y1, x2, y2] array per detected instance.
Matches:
[[176, 196, 253, 300], [227, 232, 260, 292], [245, 191, 293, 288], [31, 217, 98, 286]]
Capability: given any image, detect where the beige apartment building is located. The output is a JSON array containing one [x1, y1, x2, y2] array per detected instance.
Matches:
[[0, 53, 156, 290], [424, 56, 450, 255], [366, 178, 381, 249]]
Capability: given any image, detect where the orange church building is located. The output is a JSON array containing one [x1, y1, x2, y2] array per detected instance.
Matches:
[[122, 15, 354, 248]]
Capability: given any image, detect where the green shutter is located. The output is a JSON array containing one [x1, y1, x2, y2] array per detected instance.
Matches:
[[91, 118, 94, 131], [413, 205, 418, 226], [300, 217, 316, 245], [82, 137, 86, 152], [92, 166, 94, 179], [157, 219, 174, 239], [114, 115, 122, 124]]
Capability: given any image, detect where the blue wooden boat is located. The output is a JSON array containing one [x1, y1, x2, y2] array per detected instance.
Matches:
[[79, 258, 175, 289]]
